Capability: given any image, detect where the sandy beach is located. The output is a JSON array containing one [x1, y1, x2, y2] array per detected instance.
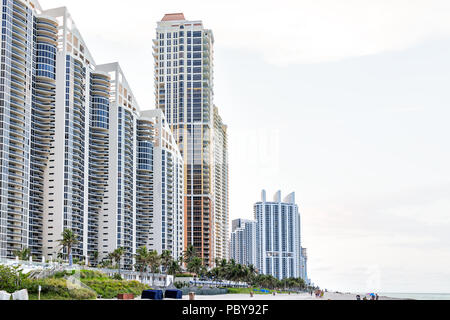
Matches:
[[179, 292, 404, 301], [102, 292, 404, 301]]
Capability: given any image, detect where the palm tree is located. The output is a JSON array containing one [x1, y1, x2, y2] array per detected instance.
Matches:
[[247, 264, 257, 283], [147, 250, 161, 284], [160, 250, 173, 274], [235, 264, 245, 282], [183, 245, 197, 265], [135, 246, 152, 282], [199, 265, 208, 278], [219, 259, 228, 269], [187, 256, 203, 276], [13, 247, 31, 261], [218, 259, 228, 279], [210, 267, 220, 281], [58, 229, 79, 266], [135, 247, 150, 273], [109, 247, 125, 275], [226, 259, 237, 281], [167, 259, 182, 276]]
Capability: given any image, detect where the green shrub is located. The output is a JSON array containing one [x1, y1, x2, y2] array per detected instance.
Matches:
[[81, 279, 150, 299], [53, 270, 76, 279], [21, 278, 96, 300], [111, 273, 123, 280], [68, 289, 96, 300], [1, 266, 146, 300], [79, 270, 108, 280], [175, 273, 195, 278], [0, 265, 28, 293]]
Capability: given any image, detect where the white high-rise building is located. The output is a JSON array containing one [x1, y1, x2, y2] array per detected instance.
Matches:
[[95, 62, 140, 267], [230, 219, 257, 267], [0, 0, 185, 268], [139, 109, 184, 260], [0, 0, 40, 258], [154, 13, 229, 266], [254, 190, 304, 280], [39, 6, 105, 264], [213, 106, 229, 261]]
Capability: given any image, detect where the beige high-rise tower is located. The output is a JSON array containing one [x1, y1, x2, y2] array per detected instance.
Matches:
[[153, 13, 229, 266]]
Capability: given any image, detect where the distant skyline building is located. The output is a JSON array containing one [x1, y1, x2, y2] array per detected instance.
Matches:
[[254, 190, 307, 280], [154, 13, 229, 266], [231, 219, 254, 233], [230, 192, 309, 281], [230, 219, 257, 267], [300, 247, 308, 282]]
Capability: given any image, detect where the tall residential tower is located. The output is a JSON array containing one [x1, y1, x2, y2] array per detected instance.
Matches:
[[140, 109, 184, 260], [230, 219, 257, 267], [254, 190, 306, 280], [153, 13, 229, 266], [0, 0, 185, 268], [0, 0, 40, 258]]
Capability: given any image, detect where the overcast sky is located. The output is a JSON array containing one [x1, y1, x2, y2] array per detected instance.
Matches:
[[39, 0, 450, 293]]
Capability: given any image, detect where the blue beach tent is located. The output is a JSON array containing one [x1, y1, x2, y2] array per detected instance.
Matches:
[[165, 289, 183, 299], [142, 290, 163, 300]]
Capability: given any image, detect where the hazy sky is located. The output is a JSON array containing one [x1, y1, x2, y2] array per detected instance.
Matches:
[[39, 0, 450, 293]]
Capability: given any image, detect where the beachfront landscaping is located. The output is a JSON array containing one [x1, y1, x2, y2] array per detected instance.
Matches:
[[185, 257, 308, 292], [0, 265, 150, 300], [1, 243, 311, 300]]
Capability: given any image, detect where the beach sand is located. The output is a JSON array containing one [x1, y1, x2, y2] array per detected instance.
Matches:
[[101, 291, 406, 301], [180, 292, 404, 301], [103, 292, 403, 301]]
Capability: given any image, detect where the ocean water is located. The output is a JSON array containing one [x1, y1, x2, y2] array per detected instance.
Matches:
[[380, 293, 450, 300]]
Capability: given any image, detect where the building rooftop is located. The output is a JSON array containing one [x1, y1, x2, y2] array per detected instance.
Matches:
[[260, 190, 296, 205], [161, 13, 186, 22]]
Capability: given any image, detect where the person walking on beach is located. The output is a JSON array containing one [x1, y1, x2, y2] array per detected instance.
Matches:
[[356, 295, 361, 300], [376, 294, 379, 301]]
